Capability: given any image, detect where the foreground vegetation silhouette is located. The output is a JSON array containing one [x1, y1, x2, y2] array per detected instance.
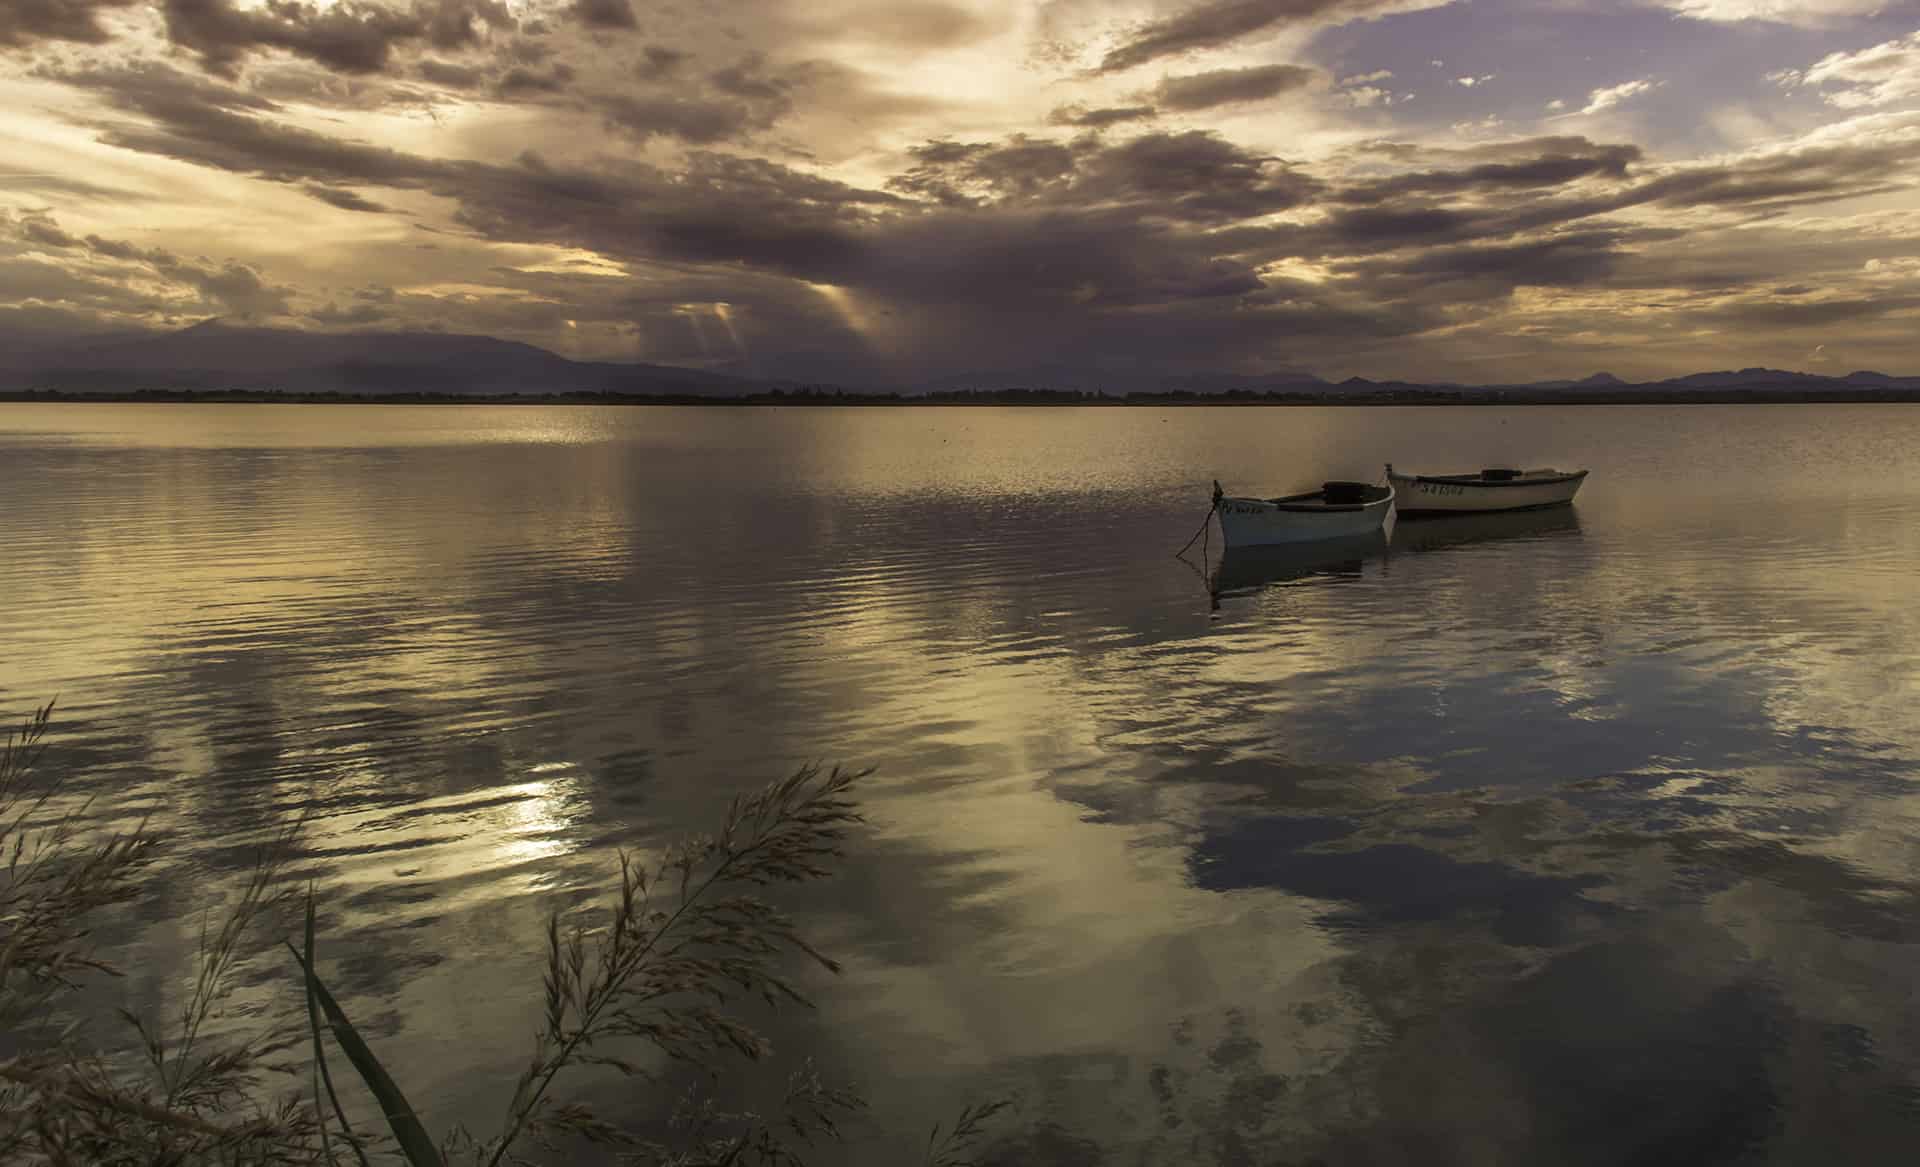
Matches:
[[0, 702, 1007, 1165]]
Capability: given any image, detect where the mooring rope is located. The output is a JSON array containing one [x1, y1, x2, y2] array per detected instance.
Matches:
[[1175, 480, 1224, 561]]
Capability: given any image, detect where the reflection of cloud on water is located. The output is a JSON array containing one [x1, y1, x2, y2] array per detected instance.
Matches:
[[1192, 818, 1611, 946]]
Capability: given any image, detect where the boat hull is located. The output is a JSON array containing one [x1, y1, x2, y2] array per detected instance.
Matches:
[[1215, 491, 1396, 547], [1388, 470, 1586, 515]]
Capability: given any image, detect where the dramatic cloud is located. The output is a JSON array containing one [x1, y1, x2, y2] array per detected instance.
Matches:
[[634, 44, 686, 79], [6, 0, 1920, 381], [1652, 0, 1890, 25], [1779, 30, 1920, 108], [569, 0, 634, 29], [1096, 0, 1456, 73], [1334, 140, 1643, 204], [303, 183, 390, 211], [1149, 63, 1319, 110], [1049, 104, 1160, 128], [3, 210, 295, 319], [1573, 78, 1658, 116], [888, 130, 1320, 222], [0, 0, 137, 47], [157, 0, 514, 77]]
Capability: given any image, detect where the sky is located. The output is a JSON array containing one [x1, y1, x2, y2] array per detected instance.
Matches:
[[3, 0, 1920, 385]]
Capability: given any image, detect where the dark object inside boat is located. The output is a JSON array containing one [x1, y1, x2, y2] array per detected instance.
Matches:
[[1480, 468, 1520, 481], [1321, 480, 1373, 504]]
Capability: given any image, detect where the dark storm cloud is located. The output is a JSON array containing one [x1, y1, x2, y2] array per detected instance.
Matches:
[[41, 59, 283, 113], [569, 0, 634, 30], [18, 214, 79, 247], [1629, 137, 1918, 210], [589, 53, 812, 143], [0, 0, 136, 47], [1048, 103, 1159, 128], [183, 258, 294, 314], [96, 103, 444, 186], [494, 61, 573, 95], [1337, 143, 1641, 204], [304, 183, 389, 211], [0, 255, 159, 313], [47, 69, 1379, 371], [1097, 0, 1434, 73], [1701, 292, 1920, 329], [889, 129, 1319, 221], [417, 56, 484, 86], [594, 93, 777, 143], [4, 211, 296, 317], [1353, 134, 1631, 166], [1338, 229, 1636, 295], [46, 69, 1394, 371], [863, 206, 1265, 307], [64, 73, 898, 279], [307, 299, 389, 324], [889, 134, 1077, 203], [1150, 63, 1319, 110], [445, 151, 899, 281], [1224, 128, 1920, 269], [707, 52, 793, 102], [159, 0, 513, 78], [79, 232, 173, 262], [635, 44, 686, 79], [1074, 130, 1320, 222]]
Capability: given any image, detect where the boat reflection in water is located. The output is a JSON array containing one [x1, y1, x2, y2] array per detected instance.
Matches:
[[1388, 503, 1583, 554], [1204, 506, 1582, 609], [1208, 527, 1394, 605]]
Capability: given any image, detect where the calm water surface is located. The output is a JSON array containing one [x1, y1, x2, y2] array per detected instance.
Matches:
[[5, 403, 1920, 1164]]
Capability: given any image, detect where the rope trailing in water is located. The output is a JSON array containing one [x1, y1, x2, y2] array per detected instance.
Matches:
[[1175, 480, 1224, 560]]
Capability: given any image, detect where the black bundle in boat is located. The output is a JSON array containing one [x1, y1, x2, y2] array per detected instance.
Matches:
[[1321, 481, 1372, 504], [1481, 468, 1520, 481]]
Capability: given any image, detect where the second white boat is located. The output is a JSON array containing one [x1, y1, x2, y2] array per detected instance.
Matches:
[[1213, 479, 1396, 547], [1385, 464, 1587, 515]]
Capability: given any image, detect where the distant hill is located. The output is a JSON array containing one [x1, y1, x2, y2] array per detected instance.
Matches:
[[0, 320, 751, 397], [1646, 367, 1920, 391], [1521, 372, 1627, 389], [4, 322, 1919, 401]]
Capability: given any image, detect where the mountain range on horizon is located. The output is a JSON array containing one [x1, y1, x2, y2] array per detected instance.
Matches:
[[5, 320, 1920, 397]]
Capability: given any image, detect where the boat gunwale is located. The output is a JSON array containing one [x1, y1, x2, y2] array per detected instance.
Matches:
[[1219, 485, 1395, 514], [1391, 469, 1589, 489]]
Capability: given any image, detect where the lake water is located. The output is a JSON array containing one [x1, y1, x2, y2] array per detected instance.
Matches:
[[5, 402, 1920, 1164]]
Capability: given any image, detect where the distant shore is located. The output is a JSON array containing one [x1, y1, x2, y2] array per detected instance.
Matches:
[[5, 387, 1920, 407]]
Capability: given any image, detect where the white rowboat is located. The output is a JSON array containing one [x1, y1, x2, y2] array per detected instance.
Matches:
[[1385, 464, 1587, 515], [1212, 480, 1396, 548]]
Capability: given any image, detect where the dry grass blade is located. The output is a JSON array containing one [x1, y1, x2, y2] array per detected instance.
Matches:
[[288, 939, 443, 1166], [925, 1098, 1014, 1167], [305, 887, 372, 1167], [483, 763, 868, 1167], [162, 831, 301, 1116], [0, 701, 154, 1015]]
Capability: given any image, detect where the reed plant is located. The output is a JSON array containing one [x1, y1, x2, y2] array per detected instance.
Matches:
[[0, 702, 1007, 1165]]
